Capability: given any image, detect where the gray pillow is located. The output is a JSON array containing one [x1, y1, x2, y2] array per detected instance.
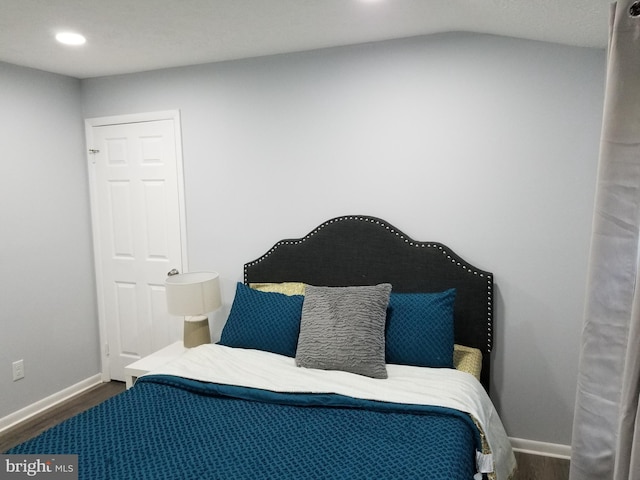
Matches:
[[295, 284, 392, 379]]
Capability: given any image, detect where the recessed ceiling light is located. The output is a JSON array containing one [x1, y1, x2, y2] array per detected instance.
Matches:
[[55, 32, 86, 46]]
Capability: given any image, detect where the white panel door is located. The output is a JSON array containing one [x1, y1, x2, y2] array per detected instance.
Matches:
[[87, 113, 186, 381]]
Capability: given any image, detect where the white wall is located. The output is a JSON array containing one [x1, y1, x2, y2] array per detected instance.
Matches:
[[0, 62, 100, 418], [11, 31, 598, 447]]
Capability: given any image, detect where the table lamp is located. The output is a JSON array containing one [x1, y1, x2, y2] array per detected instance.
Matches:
[[165, 271, 221, 348]]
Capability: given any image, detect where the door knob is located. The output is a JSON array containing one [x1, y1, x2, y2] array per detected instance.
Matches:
[[167, 268, 180, 276]]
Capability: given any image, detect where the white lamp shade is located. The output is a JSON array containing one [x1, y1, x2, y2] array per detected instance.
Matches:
[[165, 272, 221, 316]]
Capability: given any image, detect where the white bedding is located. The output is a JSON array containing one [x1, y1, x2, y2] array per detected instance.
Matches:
[[145, 343, 516, 480]]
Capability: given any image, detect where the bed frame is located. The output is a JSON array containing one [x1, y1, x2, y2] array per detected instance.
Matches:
[[244, 215, 494, 392]]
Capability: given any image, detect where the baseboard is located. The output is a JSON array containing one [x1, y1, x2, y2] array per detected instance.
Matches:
[[0, 374, 103, 433], [510, 437, 571, 459]]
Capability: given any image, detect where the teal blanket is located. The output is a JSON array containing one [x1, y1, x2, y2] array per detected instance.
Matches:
[[7, 374, 481, 479]]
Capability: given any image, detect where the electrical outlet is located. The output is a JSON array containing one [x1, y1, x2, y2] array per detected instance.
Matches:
[[12, 360, 24, 381]]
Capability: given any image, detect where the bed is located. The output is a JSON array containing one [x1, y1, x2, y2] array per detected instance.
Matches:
[[6, 215, 516, 480]]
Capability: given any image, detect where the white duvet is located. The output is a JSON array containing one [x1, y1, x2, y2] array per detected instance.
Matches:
[[145, 343, 516, 480]]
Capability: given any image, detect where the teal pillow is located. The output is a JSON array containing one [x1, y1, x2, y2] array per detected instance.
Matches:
[[219, 283, 303, 357], [385, 289, 456, 368]]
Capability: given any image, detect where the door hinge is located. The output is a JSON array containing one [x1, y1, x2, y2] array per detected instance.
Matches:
[[88, 149, 100, 164]]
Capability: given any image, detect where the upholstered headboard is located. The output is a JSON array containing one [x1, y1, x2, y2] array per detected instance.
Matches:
[[244, 215, 494, 392]]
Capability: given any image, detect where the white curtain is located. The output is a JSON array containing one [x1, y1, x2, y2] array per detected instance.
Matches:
[[570, 1, 640, 479]]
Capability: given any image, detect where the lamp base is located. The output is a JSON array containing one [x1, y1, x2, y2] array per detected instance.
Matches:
[[183, 315, 210, 348]]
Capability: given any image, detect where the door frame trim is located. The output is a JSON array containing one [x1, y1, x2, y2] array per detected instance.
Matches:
[[85, 110, 188, 381]]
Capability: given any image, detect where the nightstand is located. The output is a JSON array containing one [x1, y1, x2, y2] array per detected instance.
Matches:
[[124, 341, 187, 389]]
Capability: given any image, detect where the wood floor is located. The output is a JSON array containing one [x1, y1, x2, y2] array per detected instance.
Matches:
[[1, 382, 570, 479], [513, 451, 569, 480], [0, 381, 126, 453]]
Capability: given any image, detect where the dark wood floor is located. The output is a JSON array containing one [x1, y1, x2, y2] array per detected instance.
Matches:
[[1, 382, 570, 479], [0, 381, 126, 452], [513, 451, 569, 480]]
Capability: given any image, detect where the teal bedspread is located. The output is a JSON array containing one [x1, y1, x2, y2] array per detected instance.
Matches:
[[7, 374, 481, 479]]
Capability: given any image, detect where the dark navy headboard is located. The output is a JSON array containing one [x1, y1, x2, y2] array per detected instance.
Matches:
[[244, 215, 494, 392]]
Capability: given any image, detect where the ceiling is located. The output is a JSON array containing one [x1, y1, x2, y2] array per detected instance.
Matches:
[[0, 0, 611, 79]]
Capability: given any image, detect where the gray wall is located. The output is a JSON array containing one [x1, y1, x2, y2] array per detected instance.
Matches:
[[0, 62, 100, 417], [0, 31, 605, 447], [82, 33, 605, 446]]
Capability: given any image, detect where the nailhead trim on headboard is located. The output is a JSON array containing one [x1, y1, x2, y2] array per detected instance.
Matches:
[[244, 215, 493, 352]]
